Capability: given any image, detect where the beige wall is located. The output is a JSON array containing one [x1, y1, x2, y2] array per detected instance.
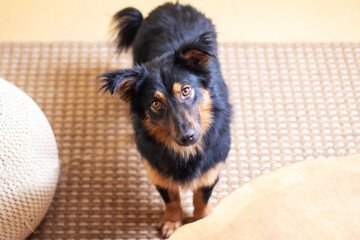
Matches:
[[0, 0, 359, 42]]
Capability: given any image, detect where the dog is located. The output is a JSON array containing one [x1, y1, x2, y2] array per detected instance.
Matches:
[[97, 2, 231, 238]]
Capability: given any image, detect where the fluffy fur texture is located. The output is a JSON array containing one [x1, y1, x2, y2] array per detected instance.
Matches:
[[97, 2, 231, 238]]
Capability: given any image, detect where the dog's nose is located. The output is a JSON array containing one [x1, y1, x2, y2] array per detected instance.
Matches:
[[180, 130, 195, 144]]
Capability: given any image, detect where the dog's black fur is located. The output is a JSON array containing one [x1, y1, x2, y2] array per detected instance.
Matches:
[[98, 2, 231, 238]]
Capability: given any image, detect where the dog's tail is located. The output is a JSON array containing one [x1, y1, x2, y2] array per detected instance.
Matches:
[[112, 7, 143, 53]]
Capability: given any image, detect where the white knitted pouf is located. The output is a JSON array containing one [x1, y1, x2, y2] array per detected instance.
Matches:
[[0, 78, 60, 239]]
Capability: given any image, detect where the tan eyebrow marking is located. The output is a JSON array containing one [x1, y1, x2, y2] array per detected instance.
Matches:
[[173, 82, 182, 96], [154, 90, 167, 103]]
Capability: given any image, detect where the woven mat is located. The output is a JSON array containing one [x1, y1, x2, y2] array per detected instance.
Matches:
[[0, 42, 359, 239]]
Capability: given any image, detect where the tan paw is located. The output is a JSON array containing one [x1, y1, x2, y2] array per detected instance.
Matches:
[[158, 220, 182, 239]]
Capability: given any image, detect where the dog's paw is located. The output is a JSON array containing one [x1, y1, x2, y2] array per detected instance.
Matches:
[[158, 220, 182, 239]]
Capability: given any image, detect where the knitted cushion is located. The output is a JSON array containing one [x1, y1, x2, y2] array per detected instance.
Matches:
[[0, 78, 59, 239]]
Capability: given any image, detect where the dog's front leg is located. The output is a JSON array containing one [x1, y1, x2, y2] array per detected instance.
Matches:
[[156, 185, 183, 238], [193, 178, 219, 220]]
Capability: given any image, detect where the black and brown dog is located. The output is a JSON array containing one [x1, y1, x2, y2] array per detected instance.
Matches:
[[97, 2, 231, 238]]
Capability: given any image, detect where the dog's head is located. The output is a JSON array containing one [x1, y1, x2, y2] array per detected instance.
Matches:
[[98, 32, 216, 148]]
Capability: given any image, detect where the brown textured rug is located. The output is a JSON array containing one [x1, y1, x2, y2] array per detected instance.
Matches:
[[0, 42, 359, 239]]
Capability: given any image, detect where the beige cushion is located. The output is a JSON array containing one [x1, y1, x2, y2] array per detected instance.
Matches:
[[170, 154, 360, 240], [0, 78, 59, 239]]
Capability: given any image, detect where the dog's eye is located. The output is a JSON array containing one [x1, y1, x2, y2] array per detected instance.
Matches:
[[182, 87, 191, 96], [152, 100, 163, 109]]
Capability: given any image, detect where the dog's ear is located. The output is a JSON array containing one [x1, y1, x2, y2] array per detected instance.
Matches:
[[176, 31, 217, 68], [96, 67, 144, 102]]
